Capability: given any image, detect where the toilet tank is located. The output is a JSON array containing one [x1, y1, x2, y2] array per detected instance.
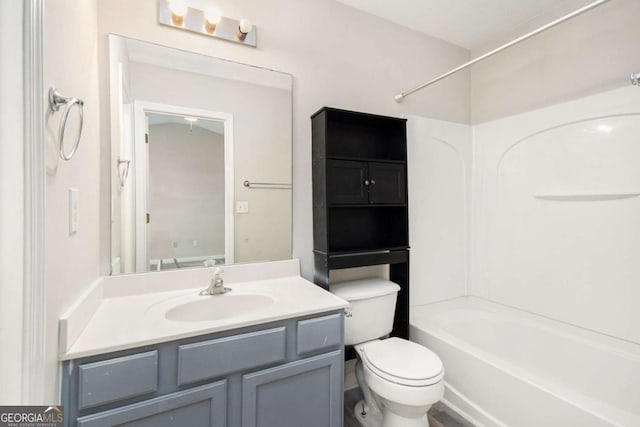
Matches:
[[330, 278, 400, 346]]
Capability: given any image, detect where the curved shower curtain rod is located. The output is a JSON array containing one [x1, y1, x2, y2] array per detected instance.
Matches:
[[395, 0, 611, 102]]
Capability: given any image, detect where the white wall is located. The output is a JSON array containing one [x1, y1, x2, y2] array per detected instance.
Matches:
[[470, 0, 640, 124], [0, 1, 24, 404], [43, 0, 101, 402], [97, 0, 471, 281], [406, 116, 471, 307], [147, 123, 225, 260]]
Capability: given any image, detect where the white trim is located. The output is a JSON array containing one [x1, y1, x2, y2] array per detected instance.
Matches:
[[133, 102, 147, 271], [132, 101, 235, 270], [22, 0, 46, 403], [0, 0, 25, 404]]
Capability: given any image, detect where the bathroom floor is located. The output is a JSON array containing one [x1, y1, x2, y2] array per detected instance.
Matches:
[[344, 388, 475, 427]]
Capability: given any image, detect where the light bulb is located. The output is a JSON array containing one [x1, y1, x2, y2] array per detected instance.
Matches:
[[204, 7, 221, 25], [204, 7, 221, 33], [169, 0, 188, 25], [238, 18, 253, 35], [169, 0, 188, 16]]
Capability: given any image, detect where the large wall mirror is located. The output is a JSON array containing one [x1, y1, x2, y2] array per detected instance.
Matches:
[[109, 35, 292, 275]]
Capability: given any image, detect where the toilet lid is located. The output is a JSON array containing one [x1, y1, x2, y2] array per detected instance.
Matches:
[[360, 338, 443, 386]]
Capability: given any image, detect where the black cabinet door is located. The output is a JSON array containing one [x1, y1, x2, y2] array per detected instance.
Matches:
[[369, 162, 406, 204], [327, 160, 368, 205]]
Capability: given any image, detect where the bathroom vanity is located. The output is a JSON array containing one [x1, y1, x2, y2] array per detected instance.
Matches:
[[59, 260, 347, 427]]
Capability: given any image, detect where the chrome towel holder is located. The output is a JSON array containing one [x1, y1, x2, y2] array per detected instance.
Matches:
[[49, 87, 84, 161], [243, 180, 292, 189]]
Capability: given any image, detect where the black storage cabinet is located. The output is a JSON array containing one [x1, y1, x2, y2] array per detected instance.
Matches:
[[311, 107, 409, 340]]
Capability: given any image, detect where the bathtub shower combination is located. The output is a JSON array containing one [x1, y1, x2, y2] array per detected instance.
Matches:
[[407, 86, 640, 427], [411, 298, 640, 427]]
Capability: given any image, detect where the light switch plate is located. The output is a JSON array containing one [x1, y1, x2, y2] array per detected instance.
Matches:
[[69, 188, 79, 234], [236, 201, 249, 213]]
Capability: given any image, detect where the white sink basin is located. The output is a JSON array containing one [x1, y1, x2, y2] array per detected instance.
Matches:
[[165, 293, 276, 322]]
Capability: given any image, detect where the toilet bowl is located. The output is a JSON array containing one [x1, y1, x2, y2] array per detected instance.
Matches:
[[355, 338, 444, 427], [329, 278, 445, 427]]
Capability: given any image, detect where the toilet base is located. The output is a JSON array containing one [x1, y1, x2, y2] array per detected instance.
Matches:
[[354, 400, 383, 427], [354, 400, 430, 427]]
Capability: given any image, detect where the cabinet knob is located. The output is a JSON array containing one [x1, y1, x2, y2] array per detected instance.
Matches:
[[363, 180, 370, 186], [370, 179, 376, 185]]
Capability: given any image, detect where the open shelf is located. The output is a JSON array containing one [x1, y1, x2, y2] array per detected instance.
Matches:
[[327, 207, 408, 253], [322, 109, 406, 161]]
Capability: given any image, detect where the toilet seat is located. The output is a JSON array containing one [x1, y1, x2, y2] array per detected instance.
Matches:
[[359, 338, 444, 387]]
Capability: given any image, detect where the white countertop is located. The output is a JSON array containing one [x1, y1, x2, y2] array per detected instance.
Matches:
[[59, 260, 348, 360]]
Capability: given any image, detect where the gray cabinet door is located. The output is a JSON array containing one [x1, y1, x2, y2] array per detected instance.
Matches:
[[242, 350, 343, 427], [76, 381, 226, 427]]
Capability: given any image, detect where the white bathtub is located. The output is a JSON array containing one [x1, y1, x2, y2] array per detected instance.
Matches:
[[410, 297, 640, 427]]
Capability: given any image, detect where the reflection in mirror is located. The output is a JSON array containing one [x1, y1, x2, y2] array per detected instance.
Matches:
[[146, 113, 230, 270], [109, 35, 292, 275]]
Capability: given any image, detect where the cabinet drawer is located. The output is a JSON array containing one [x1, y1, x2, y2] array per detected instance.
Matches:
[[78, 351, 158, 410], [77, 381, 226, 427], [297, 314, 342, 355], [177, 327, 286, 385]]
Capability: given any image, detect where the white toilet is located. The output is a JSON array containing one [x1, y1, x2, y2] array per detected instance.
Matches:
[[331, 278, 444, 427]]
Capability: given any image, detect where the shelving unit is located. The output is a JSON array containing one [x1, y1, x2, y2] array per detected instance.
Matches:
[[311, 107, 409, 340]]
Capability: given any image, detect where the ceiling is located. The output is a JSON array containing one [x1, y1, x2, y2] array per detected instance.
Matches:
[[334, 0, 590, 50]]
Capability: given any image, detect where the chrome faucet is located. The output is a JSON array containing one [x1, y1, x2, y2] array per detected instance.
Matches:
[[199, 264, 231, 296]]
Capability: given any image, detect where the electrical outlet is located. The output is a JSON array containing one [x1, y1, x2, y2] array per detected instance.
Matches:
[[171, 240, 178, 248], [236, 201, 249, 213]]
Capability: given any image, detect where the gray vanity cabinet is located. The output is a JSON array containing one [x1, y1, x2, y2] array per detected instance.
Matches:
[[61, 311, 344, 427]]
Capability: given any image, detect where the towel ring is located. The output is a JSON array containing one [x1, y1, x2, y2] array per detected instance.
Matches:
[[49, 87, 84, 161]]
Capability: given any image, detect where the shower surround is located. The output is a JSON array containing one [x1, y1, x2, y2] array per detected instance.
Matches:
[[407, 86, 640, 426]]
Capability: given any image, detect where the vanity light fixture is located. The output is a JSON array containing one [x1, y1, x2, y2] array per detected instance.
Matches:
[[158, 0, 257, 47]]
